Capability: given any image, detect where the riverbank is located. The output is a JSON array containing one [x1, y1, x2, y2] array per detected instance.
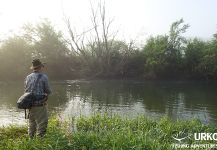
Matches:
[[1, 114, 217, 150]]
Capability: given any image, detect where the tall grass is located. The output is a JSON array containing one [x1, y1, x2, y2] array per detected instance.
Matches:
[[1, 114, 217, 150]]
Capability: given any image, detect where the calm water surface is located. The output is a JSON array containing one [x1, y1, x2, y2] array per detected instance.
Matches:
[[0, 80, 217, 126]]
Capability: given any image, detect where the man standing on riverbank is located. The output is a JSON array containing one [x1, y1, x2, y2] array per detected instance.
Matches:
[[24, 59, 52, 138]]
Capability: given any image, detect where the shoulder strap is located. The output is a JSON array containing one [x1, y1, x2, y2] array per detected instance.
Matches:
[[31, 74, 42, 93]]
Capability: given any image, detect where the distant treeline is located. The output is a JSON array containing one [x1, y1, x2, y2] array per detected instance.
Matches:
[[0, 18, 217, 80]]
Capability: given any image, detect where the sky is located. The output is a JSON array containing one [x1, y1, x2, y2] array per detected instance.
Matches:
[[0, 0, 217, 43]]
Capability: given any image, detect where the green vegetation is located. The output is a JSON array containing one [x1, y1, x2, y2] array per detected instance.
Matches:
[[1, 114, 217, 150], [0, 16, 217, 80]]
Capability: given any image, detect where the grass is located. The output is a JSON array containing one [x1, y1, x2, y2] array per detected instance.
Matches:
[[1, 114, 217, 150]]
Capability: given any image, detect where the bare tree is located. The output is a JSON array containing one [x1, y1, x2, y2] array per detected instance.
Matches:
[[64, 0, 137, 78], [64, 1, 118, 76]]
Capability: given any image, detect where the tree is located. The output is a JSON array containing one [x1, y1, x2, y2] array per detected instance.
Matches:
[[143, 35, 169, 79], [22, 19, 74, 79], [168, 18, 189, 51], [184, 38, 207, 78], [165, 19, 189, 76], [0, 36, 32, 79], [65, 1, 131, 78], [143, 19, 189, 79], [197, 32, 217, 79]]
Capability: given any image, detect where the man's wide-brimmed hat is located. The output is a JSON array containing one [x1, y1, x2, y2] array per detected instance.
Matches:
[[30, 59, 45, 70]]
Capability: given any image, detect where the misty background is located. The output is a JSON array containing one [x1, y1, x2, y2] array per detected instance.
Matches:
[[0, 0, 217, 80]]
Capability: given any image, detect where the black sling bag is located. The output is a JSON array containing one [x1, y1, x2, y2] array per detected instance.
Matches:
[[17, 74, 42, 109]]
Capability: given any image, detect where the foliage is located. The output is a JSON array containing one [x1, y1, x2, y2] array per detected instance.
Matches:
[[1, 114, 217, 150], [22, 19, 74, 79], [184, 38, 208, 78], [143, 19, 189, 79], [0, 18, 217, 80], [197, 36, 217, 79], [143, 35, 169, 79], [0, 36, 32, 80]]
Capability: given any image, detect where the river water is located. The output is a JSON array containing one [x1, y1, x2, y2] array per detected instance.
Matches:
[[0, 80, 217, 126]]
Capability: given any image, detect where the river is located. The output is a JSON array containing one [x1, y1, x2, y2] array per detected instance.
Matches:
[[0, 80, 217, 126]]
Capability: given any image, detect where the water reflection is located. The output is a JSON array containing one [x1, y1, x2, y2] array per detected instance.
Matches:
[[0, 80, 217, 126], [61, 80, 217, 124]]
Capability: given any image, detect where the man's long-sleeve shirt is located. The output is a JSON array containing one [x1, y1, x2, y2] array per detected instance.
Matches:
[[24, 72, 52, 96]]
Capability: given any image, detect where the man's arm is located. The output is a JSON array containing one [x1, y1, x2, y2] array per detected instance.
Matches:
[[24, 76, 28, 93], [43, 75, 52, 95]]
